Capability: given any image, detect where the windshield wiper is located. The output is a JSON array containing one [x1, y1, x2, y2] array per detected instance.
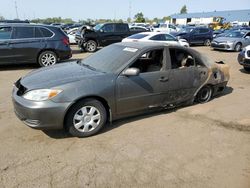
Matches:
[[81, 63, 97, 71]]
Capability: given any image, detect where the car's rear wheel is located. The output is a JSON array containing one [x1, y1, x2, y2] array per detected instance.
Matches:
[[204, 39, 211, 46], [234, 43, 242, 52], [38, 51, 57, 67], [244, 67, 250, 72], [196, 86, 213, 103], [85, 40, 97, 52], [65, 99, 107, 137]]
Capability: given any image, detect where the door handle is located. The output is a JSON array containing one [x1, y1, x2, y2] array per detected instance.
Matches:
[[159, 77, 169, 82]]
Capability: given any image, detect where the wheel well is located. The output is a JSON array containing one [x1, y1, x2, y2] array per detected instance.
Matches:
[[235, 42, 242, 46], [37, 49, 59, 63], [86, 39, 98, 46], [195, 84, 214, 98], [63, 96, 111, 130]]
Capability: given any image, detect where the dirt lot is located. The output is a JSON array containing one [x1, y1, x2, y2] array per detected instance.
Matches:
[[0, 45, 250, 188]]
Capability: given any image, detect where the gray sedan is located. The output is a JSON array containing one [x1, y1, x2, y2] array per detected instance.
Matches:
[[211, 30, 250, 52], [12, 42, 230, 137]]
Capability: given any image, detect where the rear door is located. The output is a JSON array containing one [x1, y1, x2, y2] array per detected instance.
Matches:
[[115, 24, 130, 41], [160, 47, 208, 104], [0, 26, 15, 64], [12, 26, 46, 63]]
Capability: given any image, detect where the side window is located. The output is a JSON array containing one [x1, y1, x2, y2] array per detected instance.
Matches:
[[193, 29, 200, 34], [40, 28, 53, 37], [116, 24, 128, 32], [164, 34, 176, 41], [129, 49, 164, 73], [150, 34, 164, 41], [102, 24, 114, 32], [0, 27, 12, 39], [169, 24, 176, 29], [169, 49, 195, 69], [14, 27, 34, 39], [35, 27, 43, 38], [200, 28, 209, 33]]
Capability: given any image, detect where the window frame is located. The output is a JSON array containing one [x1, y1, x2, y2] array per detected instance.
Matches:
[[0, 26, 13, 40]]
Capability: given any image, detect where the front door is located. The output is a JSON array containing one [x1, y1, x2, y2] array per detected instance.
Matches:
[[115, 48, 168, 115]]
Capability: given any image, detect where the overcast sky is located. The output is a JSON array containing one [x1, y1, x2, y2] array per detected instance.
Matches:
[[1, 0, 249, 21]]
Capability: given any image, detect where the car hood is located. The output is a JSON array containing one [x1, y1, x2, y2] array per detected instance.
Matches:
[[20, 61, 103, 90], [213, 37, 239, 42]]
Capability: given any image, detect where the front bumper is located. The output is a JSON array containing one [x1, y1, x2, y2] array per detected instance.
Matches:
[[211, 42, 234, 51], [238, 51, 250, 68], [12, 87, 71, 130]]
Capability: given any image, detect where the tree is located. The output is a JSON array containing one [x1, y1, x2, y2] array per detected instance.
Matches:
[[180, 5, 187, 14], [0, 15, 4, 20], [134, 12, 145, 23], [127, 17, 132, 23], [162, 16, 171, 22]]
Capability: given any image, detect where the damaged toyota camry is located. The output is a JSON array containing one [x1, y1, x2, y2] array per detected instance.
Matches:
[[12, 42, 230, 137]]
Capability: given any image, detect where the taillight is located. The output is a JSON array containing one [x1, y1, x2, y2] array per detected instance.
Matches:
[[62, 37, 69, 46]]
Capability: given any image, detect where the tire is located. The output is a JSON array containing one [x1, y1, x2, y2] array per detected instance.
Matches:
[[204, 39, 211, 46], [196, 86, 213, 103], [85, 40, 97, 52], [244, 67, 250, 72], [234, 43, 242, 52], [65, 99, 107, 137], [38, 51, 57, 67]]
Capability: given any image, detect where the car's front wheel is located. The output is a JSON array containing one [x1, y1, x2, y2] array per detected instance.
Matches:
[[85, 40, 97, 52], [196, 85, 213, 103], [234, 43, 242, 52], [65, 99, 107, 137], [38, 51, 58, 67], [204, 39, 211, 46]]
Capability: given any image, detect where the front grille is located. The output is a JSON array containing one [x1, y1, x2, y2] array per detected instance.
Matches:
[[15, 78, 27, 96], [211, 43, 228, 49]]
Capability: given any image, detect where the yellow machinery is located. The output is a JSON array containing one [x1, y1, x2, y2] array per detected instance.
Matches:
[[209, 17, 231, 30]]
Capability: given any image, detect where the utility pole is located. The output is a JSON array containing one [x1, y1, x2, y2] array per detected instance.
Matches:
[[15, 1, 19, 19], [129, 1, 132, 23]]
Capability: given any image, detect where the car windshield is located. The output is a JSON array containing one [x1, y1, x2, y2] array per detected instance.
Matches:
[[94, 24, 103, 31], [179, 27, 194, 33], [80, 45, 138, 73], [225, 31, 245, 38], [127, 33, 149, 39]]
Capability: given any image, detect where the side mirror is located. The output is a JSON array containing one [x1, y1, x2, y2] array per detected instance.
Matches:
[[245, 36, 250, 39], [100, 29, 104, 33], [122, 68, 140, 76]]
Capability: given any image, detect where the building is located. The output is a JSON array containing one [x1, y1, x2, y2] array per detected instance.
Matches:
[[171, 9, 250, 26]]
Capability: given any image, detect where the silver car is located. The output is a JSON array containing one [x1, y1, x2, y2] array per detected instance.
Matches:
[[12, 42, 230, 137], [211, 30, 250, 52]]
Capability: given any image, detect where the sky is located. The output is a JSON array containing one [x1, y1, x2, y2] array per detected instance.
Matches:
[[0, 0, 249, 21]]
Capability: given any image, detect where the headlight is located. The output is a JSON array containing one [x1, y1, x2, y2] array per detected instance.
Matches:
[[23, 89, 62, 101]]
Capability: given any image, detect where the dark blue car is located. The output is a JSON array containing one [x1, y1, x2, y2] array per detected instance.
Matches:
[[173, 27, 213, 46]]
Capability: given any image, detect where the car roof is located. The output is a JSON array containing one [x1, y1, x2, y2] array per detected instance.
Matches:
[[0, 23, 59, 29], [115, 41, 185, 50], [134, 32, 173, 36]]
